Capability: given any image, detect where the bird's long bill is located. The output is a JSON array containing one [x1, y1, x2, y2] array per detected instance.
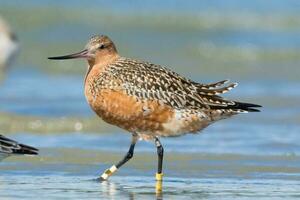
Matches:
[[48, 49, 88, 60]]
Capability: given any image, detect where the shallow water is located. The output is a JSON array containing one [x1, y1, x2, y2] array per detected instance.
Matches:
[[1, 175, 300, 200], [0, 1, 300, 199]]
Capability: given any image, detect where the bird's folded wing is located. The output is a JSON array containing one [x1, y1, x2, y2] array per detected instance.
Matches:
[[107, 58, 245, 110]]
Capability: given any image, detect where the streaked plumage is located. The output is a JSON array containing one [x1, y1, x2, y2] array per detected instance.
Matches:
[[0, 135, 38, 161], [49, 35, 261, 180], [85, 56, 260, 138]]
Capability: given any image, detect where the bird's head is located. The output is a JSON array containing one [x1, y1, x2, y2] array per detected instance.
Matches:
[[48, 35, 118, 65], [0, 17, 19, 71]]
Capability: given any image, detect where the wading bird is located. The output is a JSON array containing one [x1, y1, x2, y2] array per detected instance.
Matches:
[[0, 135, 38, 161], [49, 35, 261, 182], [0, 17, 38, 160]]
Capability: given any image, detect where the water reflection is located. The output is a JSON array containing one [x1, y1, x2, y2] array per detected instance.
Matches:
[[99, 178, 164, 200], [98, 177, 212, 200], [100, 181, 118, 198], [0, 174, 299, 199]]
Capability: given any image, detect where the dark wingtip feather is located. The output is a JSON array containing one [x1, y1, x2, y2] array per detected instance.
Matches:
[[15, 144, 39, 155], [234, 102, 262, 112], [245, 108, 261, 112], [239, 102, 262, 108], [0, 135, 39, 155], [210, 102, 262, 112]]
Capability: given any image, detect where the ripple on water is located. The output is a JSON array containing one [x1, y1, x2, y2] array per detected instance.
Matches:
[[0, 175, 300, 200]]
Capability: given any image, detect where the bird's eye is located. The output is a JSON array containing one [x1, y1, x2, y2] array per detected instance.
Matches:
[[98, 44, 105, 49]]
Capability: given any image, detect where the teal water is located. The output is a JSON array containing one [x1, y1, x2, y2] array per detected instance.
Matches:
[[0, 1, 300, 199]]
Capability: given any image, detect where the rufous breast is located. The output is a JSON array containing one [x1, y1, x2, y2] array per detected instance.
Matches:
[[84, 65, 175, 134]]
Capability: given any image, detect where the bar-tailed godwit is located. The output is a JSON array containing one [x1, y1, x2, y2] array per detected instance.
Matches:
[[49, 35, 261, 182]]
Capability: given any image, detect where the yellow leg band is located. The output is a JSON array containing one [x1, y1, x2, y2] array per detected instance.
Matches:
[[155, 180, 163, 193], [155, 173, 163, 181], [100, 165, 117, 180]]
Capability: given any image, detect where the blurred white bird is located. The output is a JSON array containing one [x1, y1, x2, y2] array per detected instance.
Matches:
[[0, 17, 38, 160], [0, 16, 18, 73]]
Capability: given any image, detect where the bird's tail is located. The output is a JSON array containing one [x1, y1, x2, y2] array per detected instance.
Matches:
[[232, 101, 261, 112], [196, 79, 262, 113], [0, 135, 38, 155], [210, 101, 262, 113]]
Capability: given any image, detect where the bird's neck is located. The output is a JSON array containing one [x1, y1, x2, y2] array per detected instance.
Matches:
[[95, 53, 120, 67], [84, 53, 120, 84]]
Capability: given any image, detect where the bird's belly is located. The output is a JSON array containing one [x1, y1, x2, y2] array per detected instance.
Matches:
[[87, 89, 173, 133], [159, 109, 210, 137], [86, 89, 210, 137]]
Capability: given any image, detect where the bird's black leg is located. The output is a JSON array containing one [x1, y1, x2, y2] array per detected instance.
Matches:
[[154, 137, 164, 181], [100, 133, 138, 180], [116, 142, 135, 168]]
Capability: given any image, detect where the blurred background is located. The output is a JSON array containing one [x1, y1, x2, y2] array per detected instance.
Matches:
[[0, 0, 300, 199]]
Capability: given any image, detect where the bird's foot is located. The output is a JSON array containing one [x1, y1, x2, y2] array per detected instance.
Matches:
[[99, 165, 118, 181], [155, 173, 163, 193], [155, 179, 163, 194]]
